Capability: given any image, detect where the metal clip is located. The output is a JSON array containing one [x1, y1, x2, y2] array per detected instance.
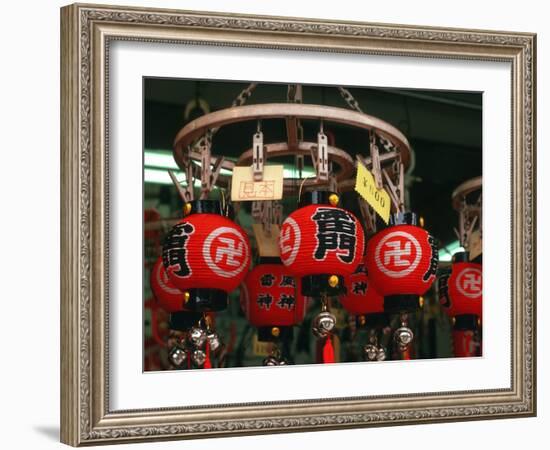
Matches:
[[199, 141, 212, 200], [251, 201, 262, 222], [273, 201, 283, 226], [370, 132, 383, 189], [295, 154, 304, 180], [358, 197, 377, 235], [315, 123, 329, 181], [252, 128, 264, 181], [262, 201, 273, 237], [382, 168, 401, 212]]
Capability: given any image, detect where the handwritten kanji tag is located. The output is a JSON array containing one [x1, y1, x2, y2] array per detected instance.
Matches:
[[231, 165, 284, 201]]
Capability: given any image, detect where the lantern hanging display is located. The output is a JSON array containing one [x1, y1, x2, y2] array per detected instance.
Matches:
[[439, 251, 482, 357], [162, 199, 251, 312], [159, 199, 245, 368], [365, 211, 438, 354], [241, 257, 307, 365], [339, 264, 388, 361], [137, 79, 485, 370], [278, 190, 365, 364]]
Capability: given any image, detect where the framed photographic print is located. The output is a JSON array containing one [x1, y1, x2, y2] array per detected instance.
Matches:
[[60, 3, 536, 446]]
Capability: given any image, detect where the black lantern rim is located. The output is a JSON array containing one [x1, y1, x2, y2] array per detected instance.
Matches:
[[453, 314, 481, 330], [389, 211, 418, 226], [452, 251, 471, 263], [384, 294, 420, 313], [185, 199, 224, 216]]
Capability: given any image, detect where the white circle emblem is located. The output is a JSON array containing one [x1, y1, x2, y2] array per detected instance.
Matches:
[[279, 217, 301, 266], [374, 231, 421, 278], [456, 267, 482, 299], [203, 227, 249, 278]]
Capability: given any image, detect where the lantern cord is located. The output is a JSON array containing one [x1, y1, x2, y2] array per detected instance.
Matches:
[[322, 336, 335, 364], [298, 176, 316, 205], [220, 188, 226, 215]]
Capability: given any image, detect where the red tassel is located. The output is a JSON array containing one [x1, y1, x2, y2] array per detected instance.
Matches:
[[322, 336, 335, 364], [204, 341, 212, 369]]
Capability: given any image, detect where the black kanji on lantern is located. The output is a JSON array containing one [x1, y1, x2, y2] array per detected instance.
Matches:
[[279, 275, 295, 287], [257, 294, 273, 310], [352, 281, 367, 295], [162, 222, 195, 277], [438, 271, 451, 308], [277, 294, 295, 310], [311, 207, 357, 263], [354, 264, 368, 275], [260, 273, 276, 287], [423, 235, 439, 281]]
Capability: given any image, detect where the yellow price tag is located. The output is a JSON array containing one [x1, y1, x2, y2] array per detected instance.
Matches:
[[354, 162, 391, 224]]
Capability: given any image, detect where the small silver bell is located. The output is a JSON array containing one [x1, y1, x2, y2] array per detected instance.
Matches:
[[376, 347, 387, 361], [363, 344, 378, 361], [263, 355, 279, 366], [191, 348, 207, 367], [207, 332, 222, 353], [394, 326, 414, 348], [311, 326, 322, 338], [168, 346, 188, 368], [312, 311, 337, 337], [188, 326, 207, 348]]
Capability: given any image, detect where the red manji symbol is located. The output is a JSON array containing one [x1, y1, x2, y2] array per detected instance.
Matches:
[[203, 227, 249, 278], [374, 231, 422, 278], [456, 267, 482, 299], [279, 217, 301, 265]]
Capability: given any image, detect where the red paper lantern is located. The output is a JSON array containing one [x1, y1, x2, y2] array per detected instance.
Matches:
[[452, 330, 480, 357], [162, 200, 251, 311], [278, 192, 364, 295], [241, 262, 306, 333], [151, 257, 186, 313], [365, 213, 438, 312], [446, 258, 482, 319], [339, 265, 384, 316]]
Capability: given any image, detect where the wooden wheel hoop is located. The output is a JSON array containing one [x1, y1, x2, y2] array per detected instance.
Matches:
[[173, 104, 412, 185], [452, 176, 482, 211]]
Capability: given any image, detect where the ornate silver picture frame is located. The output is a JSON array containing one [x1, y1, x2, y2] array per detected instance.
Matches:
[[60, 3, 536, 446]]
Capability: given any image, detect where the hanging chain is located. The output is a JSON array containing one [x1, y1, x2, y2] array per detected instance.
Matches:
[[232, 82, 258, 107], [337, 87, 364, 114], [196, 83, 258, 148]]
